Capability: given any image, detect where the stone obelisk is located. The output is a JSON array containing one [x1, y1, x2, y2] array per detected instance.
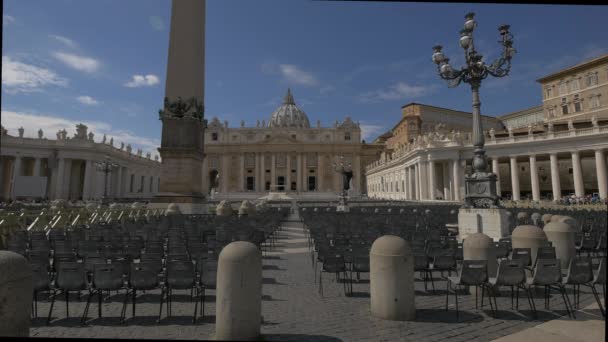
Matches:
[[152, 0, 206, 214]]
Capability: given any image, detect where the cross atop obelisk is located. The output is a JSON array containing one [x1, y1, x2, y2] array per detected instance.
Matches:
[[153, 0, 206, 214]]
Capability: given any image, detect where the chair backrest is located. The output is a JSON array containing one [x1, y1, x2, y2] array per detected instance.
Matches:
[[433, 255, 456, 270], [459, 260, 488, 285], [413, 255, 429, 270], [84, 255, 107, 272], [56, 262, 87, 290], [352, 256, 370, 272], [495, 259, 526, 285], [322, 256, 346, 272], [130, 262, 160, 288], [511, 248, 531, 266], [93, 264, 125, 290], [200, 259, 218, 288], [532, 259, 562, 285], [565, 257, 593, 284], [535, 246, 556, 263], [30, 261, 51, 291]]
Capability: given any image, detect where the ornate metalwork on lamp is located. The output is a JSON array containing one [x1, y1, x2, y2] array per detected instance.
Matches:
[[333, 155, 353, 209], [94, 155, 119, 204], [432, 12, 515, 209]]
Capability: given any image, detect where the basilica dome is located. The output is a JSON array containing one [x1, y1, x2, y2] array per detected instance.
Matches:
[[268, 88, 311, 128]]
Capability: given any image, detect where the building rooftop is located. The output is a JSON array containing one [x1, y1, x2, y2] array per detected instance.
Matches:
[[536, 54, 608, 83]]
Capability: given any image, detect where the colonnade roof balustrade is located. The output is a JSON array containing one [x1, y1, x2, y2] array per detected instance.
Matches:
[[366, 124, 608, 173]]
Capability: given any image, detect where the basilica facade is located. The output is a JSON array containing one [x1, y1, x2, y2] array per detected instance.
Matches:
[[202, 89, 384, 200]]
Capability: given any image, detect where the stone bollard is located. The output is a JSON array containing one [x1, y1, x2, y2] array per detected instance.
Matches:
[[370, 235, 415, 321], [216, 200, 234, 216], [0, 251, 32, 337], [516, 212, 529, 225], [463, 233, 497, 278], [531, 212, 542, 227], [544, 221, 577, 269], [541, 214, 553, 226], [511, 225, 548, 265], [215, 241, 262, 341]]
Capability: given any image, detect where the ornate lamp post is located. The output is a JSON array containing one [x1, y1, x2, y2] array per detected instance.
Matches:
[[432, 12, 515, 208], [94, 155, 118, 205], [333, 156, 353, 209]]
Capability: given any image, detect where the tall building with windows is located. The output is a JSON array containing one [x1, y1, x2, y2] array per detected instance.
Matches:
[[203, 89, 383, 200], [539, 54, 608, 125]]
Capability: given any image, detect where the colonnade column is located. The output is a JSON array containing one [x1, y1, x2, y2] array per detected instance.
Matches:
[[221, 155, 229, 193], [414, 164, 420, 200], [317, 153, 324, 192], [442, 161, 449, 201], [116, 165, 123, 198], [33, 158, 41, 177], [452, 159, 460, 201], [10, 156, 22, 199], [302, 153, 308, 191], [271, 154, 276, 191], [510, 156, 520, 201], [595, 149, 607, 200], [82, 160, 93, 200], [405, 167, 410, 200], [492, 157, 501, 197], [54, 158, 65, 199], [239, 154, 245, 192], [260, 153, 266, 192], [549, 153, 561, 201], [529, 155, 540, 202], [353, 155, 361, 194], [571, 151, 584, 197]]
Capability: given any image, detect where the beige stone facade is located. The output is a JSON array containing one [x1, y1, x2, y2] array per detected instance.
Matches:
[[539, 54, 608, 125], [203, 90, 383, 199]]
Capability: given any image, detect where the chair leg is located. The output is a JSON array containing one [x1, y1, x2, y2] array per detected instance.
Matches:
[[33, 291, 38, 318], [132, 289, 137, 317], [455, 284, 459, 320], [589, 284, 605, 317], [445, 280, 450, 311], [65, 291, 70, 318], [120, 290, 129, 324], [157, 288, 164, 323], [81, 290, 93, 325], [558, 285, 574, 319], [516, 286, 519, 310], [192, 287, 198, 323], [47, 290, 57, 325], [98, 289, 103, 318], [201, 287, 205, 318], [429, 271, 435, 293], [319, 271, 323, 297]]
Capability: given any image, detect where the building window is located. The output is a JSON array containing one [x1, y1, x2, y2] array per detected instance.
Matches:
[[344, 132, 351, 141], [573, 94, 582, 112], [561, 98, 569, 115], [545, 87, 552, 98], [590, 95, 601, 109], [265, 181, 270, 191], [570, 78, 580, 92], [246, 177, 255, 191], [149, 177, 153, 192], [291, 182, 297, 191], [211, 132, 218, 141], [547, 107, 555, 118], [586, 72, 599, 86], [140, 175, 144, 192], [308, 176, 316, 191], [130, 174, 134, 192], [559, 82, 567, 95]]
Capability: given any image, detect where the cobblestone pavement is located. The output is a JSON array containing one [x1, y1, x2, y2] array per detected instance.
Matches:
[[30, 219, 605, 341]]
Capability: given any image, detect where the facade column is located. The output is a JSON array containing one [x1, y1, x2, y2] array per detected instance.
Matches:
[[452, 159, 460, 201], [221, 155, 229, 193], [302, 153, 308, 191], [595, 149, 607, 200], [260, 153, 266, 192], [82, 160, 93, 200], [460, 160, 467, 199], [571, 151, 584, 197], [550, 153, 561, 201], [201, 155, 208, 195], [428, 159, 436, 201], [529, 155, 540, 202], [116, 165, 123, 199], [10, 156, 22, 199], [492, 157, 501, 197], [33, 158, 41, 177], [442, 161, 450, 201], [239, 154, 245, 192], [271, 153, 276, 191], [286, 154, 291, 192], [296, 153, 302, 192], [510, 156, 520, 201], [317, 153, 324, 192], [414, 164, 420, 200], [54, 158, 65, 199], [406, 167, 412, 200]]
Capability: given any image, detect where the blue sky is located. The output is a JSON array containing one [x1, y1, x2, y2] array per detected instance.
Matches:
[[2, 0, 607, 154]]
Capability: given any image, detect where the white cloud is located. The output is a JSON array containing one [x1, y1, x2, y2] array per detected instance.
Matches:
[[1, 56, 68, 93], [48, 34, 77, 48], [358, 82, 436, 103], [261, 62, 319, 87], [76, 95, 100, 105], [149, 16, 165, 31], [124, 74, 160, 88], [3, 15, 15, 25], [1, 110, 160, 155], [52, 51, 100, 73], [359, 123, 387, 142], [279, 64, 318, 86]]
